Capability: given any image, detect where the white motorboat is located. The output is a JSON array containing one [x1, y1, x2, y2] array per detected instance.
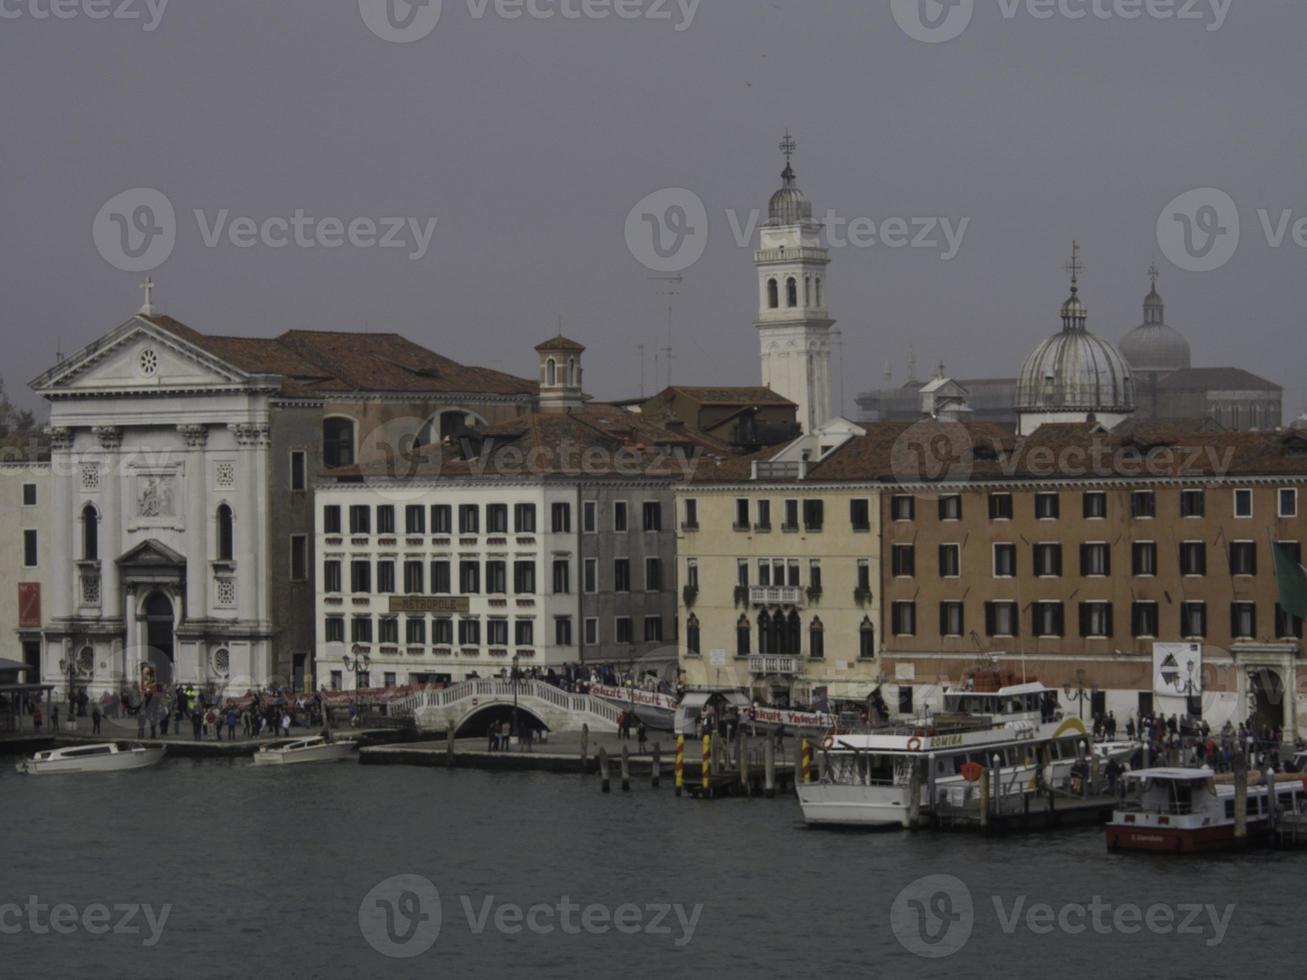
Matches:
[[1094, 740, 1140, 765], [15, 742, 166, 775], [250, 735, 356, 766]]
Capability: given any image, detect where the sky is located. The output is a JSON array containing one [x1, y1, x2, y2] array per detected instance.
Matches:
[[1, 0, 1303, 418]]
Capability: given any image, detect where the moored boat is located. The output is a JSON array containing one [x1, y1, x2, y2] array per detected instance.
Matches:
[[15, 742, 165, 775], [250, 734, 356, 766]]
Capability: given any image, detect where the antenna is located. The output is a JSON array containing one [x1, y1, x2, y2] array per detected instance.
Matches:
[[635, 344, 646, 398], [648, 274, 682, 389], [833, 328, 846, 419]]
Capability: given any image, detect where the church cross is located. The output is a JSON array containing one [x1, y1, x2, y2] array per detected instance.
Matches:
[[1148, 259, 1160, 290], [1065, 242, 1084, 286], [139, 276, 156, 315], [779, 130, 797, 166]]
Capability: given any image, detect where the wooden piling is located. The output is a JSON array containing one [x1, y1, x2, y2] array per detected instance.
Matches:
[[801, 739, 812, 784], [598, 746, 610, 794], [446, 721, 456, 768], [739, 733, 750, 794], [979, 766, 990, 831], [908, 758, 922, 828], [620, 745, 631, 792], [674, 736, 684, 797], [652, 741, 662, 789], [764, 736, 776, 799], [581, 723, 590, 773], [702, 734, 712, 796], [1233, 750, 1248, 841]]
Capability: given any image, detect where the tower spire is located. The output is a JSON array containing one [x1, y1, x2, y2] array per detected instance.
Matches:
[[1060, 242, 1088, 332]]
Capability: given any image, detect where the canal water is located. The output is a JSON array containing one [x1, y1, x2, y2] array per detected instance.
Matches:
[[2, 756, 1303, 979]]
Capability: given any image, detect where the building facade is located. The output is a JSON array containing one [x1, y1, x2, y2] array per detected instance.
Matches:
[[1, 461, 51, 681]]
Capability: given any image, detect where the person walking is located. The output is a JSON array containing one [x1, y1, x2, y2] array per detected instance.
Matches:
[[91, 704, 102, 736], [191, 707, 203, 741], [226, 706, 238, 741]]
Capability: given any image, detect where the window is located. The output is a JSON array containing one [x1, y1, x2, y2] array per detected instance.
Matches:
[[515, 620, 535, 647], [376, 505, 395, 535], [323, 560, 342, 593], [767, 278, 779, 309], [290, 451, 307, 492], [487, 620, 509, 647], [515, 503, 537, 534], [81, 503, 99, 561], [940, 602, 964, 637], [486, 504, 509, 534], [645, 557, 662, 591], [685, 558, 700, 591], [1181, 601, 1208, 638], [856, 559, 873, 592], [686, 615, 700, 655], [851, 498, 872, 531], [898, 687, 914, 715], [938, 495, 962, 521], [938, 544, 961, 578], [891, 601, 917, 636], [350, 560, 372, 593], [513, 560, 535, 595], [644, 617, 663, 643], [433, 618, 453, 645], [1179, 541, 1207, 577], [754, 499, 772, 531], [323, 505, 342, 534], [1079, 602, 1113, 638], [1233, 489, 1253, 518], [1081, 543, 1110, 577], [1276, 603, 1304, 639], [985, 601, 1019, 637], [485, 561, 507, 595], [379, 618, 399, 645], [22, 483, 36, 507], [683, 498, 699, 530], [614, 559, 631, 592], [290, 535, 307, 582], [809, 618, 825, 659], [217, 505, 234, 561], [734, 498, 749, 530], [736, 616, 752, 656], [459, 561, 480, 594], [459, 504, 479, 535], [551, 503, 571, 533], [988, 493, 1013, 520], [1131, 491, 1156, 519], [891, 496, 915, 522], [737, 559, 749, 588], [431, 505, 452, 534], [583, 618, 598, 646], [458, 618, 481, 646], [786, 277, 798, 307], [1033, 601, 1065, 638], [1229, 541, 1258, 577], [405, 505, 426, 535], [373, 561, 394, 594], [1033, 543, 1062, 577], [322, 417, 355, 469], [583, 558, 598, 594], [808, 560, 821, 592], [1280, 489, 1299, 518], [1132, 602, 1159, 639], [803, 499, 824, 531], [859, 619, 876, 659], [325, 616, 345, 642], [582, 501, 597, 533], [993, 544, 1017, 578], [1034, 493, 1060, 520], [1231, 602, 1257, 639], [615, 617, 633, 644], [1082, 492, 1106, 519], [643, 501, 662, 531], [351, 617, 373, 644], [890, 544, 915, 578], [552, 560, 570, 594], [406, 619, 427, 645], [1133, 542, 1158, 577], [783, 499, 799, 531], [23, 529, 38, 568], [615, 501, 629, 532], [349, 505, 371, 535], [1180, 489, 1206, 518], [432, 561, 451, 594]]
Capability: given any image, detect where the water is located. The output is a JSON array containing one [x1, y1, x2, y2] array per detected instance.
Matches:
[[2, 755, 1303, 980]]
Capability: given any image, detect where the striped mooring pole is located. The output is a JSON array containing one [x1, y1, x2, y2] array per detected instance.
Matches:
[[801, 739, 813, 784], [674, 736, 684, 797]]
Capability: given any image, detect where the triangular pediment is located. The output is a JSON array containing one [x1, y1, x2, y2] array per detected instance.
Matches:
[[31, 316, 252, 395], [116, 538, 187, 570]]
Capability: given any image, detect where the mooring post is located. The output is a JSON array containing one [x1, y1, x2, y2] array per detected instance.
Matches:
[[598, 746, 611, 794], [739, 732, 750, 794], [1265, 765, 1279, 831], [620, 744, 631, 792], [446, 721, 456, 768], [801, 739, 812, 785], [652, 741, 662, 789], [1233, 748, 1248, 842], [702, 734, 712, 796], [979, 766, 990, 831], [908, 758, 922, 829], [580, 723, 590, 773], [674, 736, 684, 797], [764, 736, 776, 799], [817, 748, 828, 783]]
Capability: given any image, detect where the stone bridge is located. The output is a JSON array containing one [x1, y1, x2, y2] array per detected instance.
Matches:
[[389, 679, 621, 735]]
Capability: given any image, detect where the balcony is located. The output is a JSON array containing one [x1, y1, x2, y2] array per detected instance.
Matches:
[[749, 585, 804, 607], [748, 655, 800, 676]]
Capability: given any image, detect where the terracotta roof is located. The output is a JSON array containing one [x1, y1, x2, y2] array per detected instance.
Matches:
[[663, 386, 796, 406], [144, 316, 536, 398], [534, 335, 587, 353], [1158, 367, 1281, 392]]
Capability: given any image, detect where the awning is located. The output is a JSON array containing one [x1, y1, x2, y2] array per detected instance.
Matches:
[[0, 658, 30, 672]]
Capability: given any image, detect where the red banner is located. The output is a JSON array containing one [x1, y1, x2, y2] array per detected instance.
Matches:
[[18, 583, 40, 628]]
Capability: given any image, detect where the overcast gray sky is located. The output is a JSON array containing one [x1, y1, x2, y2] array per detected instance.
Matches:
[[2, 0, 1303, 417]]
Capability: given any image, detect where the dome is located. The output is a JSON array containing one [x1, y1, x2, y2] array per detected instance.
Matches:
[[767, 165, 813, 226], [1119, 283, 1191, 374]]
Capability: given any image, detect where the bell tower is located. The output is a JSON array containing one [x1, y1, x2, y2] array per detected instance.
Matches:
[[536, 334, 586, 413], [755, 132, 835, 433]]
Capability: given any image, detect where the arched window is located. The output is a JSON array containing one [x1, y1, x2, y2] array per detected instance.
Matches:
[[767, 278, 779, 310], [1230, 404, 1241, 430], [815, 277, 823, 307], [547, 358, 557, 386], [686, 614, 701, 656], [786, 277, 798, 308], [804, 276, 812, 306], [809, 617, 824, 660], [322, 417, 356, 469], [217, 505, 234, 562], [859, 617, 876, 660], [736, 615, 751, 657], [784, 610, 801, 655], [757, 611, 772, 655], [567, 357, 576, 387], [81, 503, 99, 561]]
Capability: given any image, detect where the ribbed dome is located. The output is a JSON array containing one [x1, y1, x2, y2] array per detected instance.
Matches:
[[767, 165, 813, 226], [1120, 283, 1191, 374]]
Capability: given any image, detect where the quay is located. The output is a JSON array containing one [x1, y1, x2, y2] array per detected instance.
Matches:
[[0, 726, 415, 759]]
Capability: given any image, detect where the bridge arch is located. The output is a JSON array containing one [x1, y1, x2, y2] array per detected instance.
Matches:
[[455, 701, 551, 738]]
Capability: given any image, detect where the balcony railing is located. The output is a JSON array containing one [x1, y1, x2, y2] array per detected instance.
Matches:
[[748, 655, 800, 676], [749, 585, 804, 607]]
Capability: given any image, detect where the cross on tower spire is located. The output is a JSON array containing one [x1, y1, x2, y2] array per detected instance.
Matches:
[[1148, 258, 1160, 291], [138, 276, 157, 316], [779, 129, 797, 167], [1065, 241, 1084, 287]]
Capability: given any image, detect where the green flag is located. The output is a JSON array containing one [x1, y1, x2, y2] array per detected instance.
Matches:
[[1273, 541, 1307, 622]]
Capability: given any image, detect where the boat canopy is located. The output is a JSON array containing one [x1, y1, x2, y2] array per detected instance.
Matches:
[[1124, 767, 1215, 782]]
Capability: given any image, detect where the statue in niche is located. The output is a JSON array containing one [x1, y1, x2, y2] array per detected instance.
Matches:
[[138, 476, 175, 518]]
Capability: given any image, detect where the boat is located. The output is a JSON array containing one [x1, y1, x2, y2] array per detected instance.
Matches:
[[1094, 740, 1140, 765], [15, 742, 165, 775], [796, 682, 1089, 828], [250, 734, 357, 766], [1105, 768, 1307, 853]]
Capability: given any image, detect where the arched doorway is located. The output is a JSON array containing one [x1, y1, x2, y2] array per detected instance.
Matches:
[[1248, 668, 1285, 731], [143, 592, 175, 689]]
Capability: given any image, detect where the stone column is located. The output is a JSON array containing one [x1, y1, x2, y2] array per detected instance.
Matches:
[[92, 426, 123, 620], [228, 423, 268, 620], [47, 426, 75, 622], [179, 425, 209, 620]]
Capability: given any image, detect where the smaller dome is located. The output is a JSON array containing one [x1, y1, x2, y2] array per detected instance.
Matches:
[[767, 165, 813, 226], [1120, 281, 1191, 374]]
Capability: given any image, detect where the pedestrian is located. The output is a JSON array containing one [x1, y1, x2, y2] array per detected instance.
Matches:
[[52, 704, 60, 731], [91, 704, 102, 736], [281, 712, 291, 737], [33, 703, 43, 732], [488, 721, 498, 753], [226, 706, 238, 741], [637, 722, 648, 752], [191, 708, 202, 740]]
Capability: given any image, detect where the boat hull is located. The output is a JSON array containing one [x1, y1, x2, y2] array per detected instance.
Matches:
[[250, 742, 356, 766], [1105, 820, 1267, 853], [16, 747, 165, 775], [797, 784, 912, 828]]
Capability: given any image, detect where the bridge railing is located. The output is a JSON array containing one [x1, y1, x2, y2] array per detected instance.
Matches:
[[388, 679, 624, 727]]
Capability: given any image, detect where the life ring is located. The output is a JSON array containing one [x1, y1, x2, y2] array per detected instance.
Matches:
[[820, 734, 835, 751], [907, 736, 923, 752]]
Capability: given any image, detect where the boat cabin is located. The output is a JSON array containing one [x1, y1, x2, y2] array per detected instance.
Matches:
[[942, 682, 1060, 724]]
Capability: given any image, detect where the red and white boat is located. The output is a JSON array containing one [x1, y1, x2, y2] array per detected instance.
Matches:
[[1106, 768, 1307, 853]]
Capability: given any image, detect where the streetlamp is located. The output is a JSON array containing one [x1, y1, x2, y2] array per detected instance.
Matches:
[[1063, 668, 1097, 722], [342, 648, 371, 691]]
